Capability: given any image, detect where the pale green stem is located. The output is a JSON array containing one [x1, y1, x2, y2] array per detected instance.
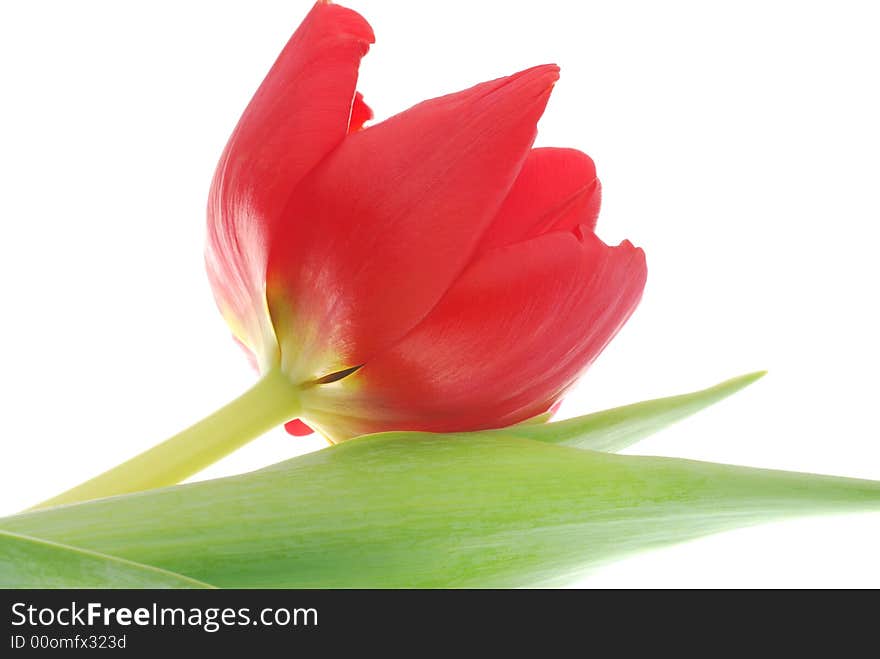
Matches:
[[31, 368, 301, 511]]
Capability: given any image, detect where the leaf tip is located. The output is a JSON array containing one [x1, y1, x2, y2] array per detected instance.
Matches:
[[727, 369, 768, 389]]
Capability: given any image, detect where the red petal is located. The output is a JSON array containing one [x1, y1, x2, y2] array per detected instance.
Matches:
[[305, 229, 647, 440], [348, 91, 373, 132], [476, 148, 601, 254], [267, 65, 560, 378], [206, 2, 374, 354], [284, 419, 315, 436]]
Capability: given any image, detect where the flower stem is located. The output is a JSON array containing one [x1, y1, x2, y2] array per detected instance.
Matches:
[[31, 368, 301, 511]]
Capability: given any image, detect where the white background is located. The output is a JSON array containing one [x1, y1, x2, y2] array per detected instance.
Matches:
[[1, 1, 878, 587]]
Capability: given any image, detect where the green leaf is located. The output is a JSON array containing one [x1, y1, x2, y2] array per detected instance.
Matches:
[[2, 431, 877, 588], [0, 530, 213, 588], [500, 371, 767, 451]]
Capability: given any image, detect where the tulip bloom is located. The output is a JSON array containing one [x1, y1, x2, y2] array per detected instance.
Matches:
[[206, 0, 647, 443], [36, 0, 647, 510]]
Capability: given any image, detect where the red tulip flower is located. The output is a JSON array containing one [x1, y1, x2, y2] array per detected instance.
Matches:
[[33, 3, 868, 592], [206, 1, 647, 443]]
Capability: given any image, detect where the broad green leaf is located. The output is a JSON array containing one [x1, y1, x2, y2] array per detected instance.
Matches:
[[500, 371, 766, 451], [2, 432, 877, 588], [0, 530, 213, 588]]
